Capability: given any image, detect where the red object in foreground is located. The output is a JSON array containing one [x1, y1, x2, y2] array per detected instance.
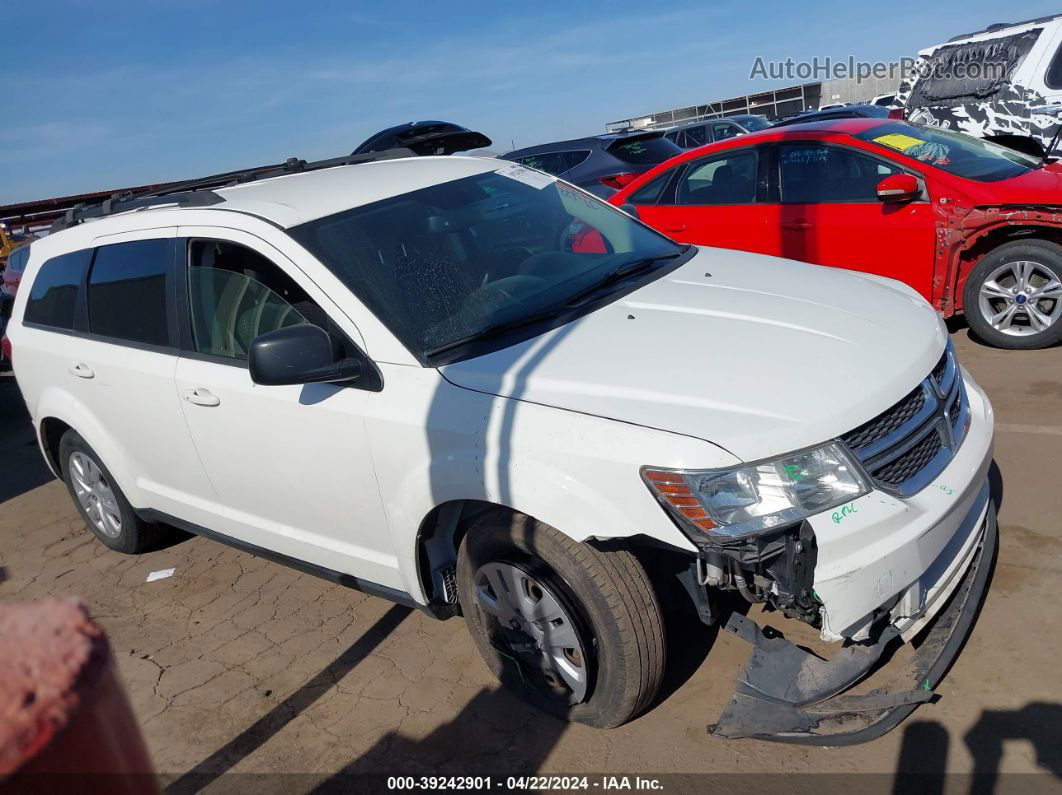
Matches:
[[0, 599, 156, 793]]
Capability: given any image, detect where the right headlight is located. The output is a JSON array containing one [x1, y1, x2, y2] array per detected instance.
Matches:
[[642, 441, 870, 541]]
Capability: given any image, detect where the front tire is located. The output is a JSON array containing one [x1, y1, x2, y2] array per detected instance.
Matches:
[[457, 509, 665, 728], [59, 430, 170, 554], [964, 240, 1062, 350]]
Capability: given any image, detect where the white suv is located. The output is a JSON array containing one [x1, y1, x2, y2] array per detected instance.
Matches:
[[8, 152, 996, 741]]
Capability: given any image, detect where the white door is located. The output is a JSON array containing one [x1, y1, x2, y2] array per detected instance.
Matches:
[[172, 228, 403, 591], [75, 229, 217, 516]]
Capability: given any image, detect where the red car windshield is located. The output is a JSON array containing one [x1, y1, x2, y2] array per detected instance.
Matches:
[[856, 122, 1038, 182]]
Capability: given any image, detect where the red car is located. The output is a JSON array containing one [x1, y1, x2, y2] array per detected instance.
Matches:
[[609, 119, 1062, 349]]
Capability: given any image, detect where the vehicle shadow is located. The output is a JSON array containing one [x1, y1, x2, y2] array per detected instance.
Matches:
[[309, 686, 569, 790], [892, 705, 1062, 794], [164, 604, 412, 795], [0, 374, 55, 503]]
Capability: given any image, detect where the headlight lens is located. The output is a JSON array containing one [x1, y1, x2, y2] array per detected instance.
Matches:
[[642, 441, 870, 540]]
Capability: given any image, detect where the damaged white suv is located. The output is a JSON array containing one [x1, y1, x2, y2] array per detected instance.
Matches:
[[8, 151, 995, 742]]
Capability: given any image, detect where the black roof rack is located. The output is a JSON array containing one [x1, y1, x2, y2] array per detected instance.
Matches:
[[948, 13, 1062, 41], [50, 147, 416, 233]]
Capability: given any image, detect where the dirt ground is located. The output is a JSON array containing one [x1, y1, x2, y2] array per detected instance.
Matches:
[[1, 326, 1060, 790]]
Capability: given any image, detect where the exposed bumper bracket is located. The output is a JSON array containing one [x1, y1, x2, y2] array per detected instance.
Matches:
[[708, 504, 997, 745]]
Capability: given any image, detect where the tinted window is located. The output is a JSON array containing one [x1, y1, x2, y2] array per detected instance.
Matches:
[[8, 247, 28, 272], [780, 144, 902, 203], [24, 250, 91, 329], [87, 239, 171, 346], [606, 135, 682, 164], [291, 171, 683, 364], [856, 121, 1037, 181], [676, 150, 758, 205], [563, 150, 591, 171], [711, 123, 741, 142], [1047, 42, 1062, 90], [739, 116, 771, 132], [629, 171, 672, 204], [681, 126, 707, 148], [186, 240, 313, 360], [514, 152, 571, 176]]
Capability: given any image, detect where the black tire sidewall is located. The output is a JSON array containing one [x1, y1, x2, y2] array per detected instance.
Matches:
[[58, 430, 142, 553], [964, 241, 1062, 350], [457, 511, 653, 728]]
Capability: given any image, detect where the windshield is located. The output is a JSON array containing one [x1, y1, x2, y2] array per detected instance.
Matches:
[[856, 122, 1038, 181], [290, 167, 686, 364]]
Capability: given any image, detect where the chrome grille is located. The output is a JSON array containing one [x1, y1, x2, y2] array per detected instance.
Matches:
[[842, 387, 926, 451], [841, 342, 969, 497], [874, 432, 943, 487]]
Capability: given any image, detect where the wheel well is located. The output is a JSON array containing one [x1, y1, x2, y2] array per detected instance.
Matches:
[[40, 417, 71, 476], [415, 499, 509, 605], [956, 226, 1062, 311]]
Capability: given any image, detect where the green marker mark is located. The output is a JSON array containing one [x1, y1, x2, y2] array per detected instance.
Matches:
[[784, 464, 806, 482], [922, 679, 932, 691], [936, 484, 956, 496], [831, 502, 858, 525]]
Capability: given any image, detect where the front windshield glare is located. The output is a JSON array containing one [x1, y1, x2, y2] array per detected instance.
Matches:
[[290, 168, 683, 362], [857, 122, 1038, 181]]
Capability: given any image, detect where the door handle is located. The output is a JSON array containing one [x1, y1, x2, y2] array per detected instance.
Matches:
[[68, 363, 94, 379], [183, 388, 221, 407], [782, 220, 813, 230], [663, 224, 687, 234]]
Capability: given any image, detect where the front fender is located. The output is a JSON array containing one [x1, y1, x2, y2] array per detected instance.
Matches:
[[367, 369, 737, 601]]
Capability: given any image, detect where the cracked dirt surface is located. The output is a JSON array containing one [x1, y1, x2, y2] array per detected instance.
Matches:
[[0, 327, 1060, 785]]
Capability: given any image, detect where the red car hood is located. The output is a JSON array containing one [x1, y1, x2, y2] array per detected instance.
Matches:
[[966, 164, 1062, 207]]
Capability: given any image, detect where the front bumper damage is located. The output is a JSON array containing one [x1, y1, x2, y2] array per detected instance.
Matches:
[[708, 502, 997, 745]]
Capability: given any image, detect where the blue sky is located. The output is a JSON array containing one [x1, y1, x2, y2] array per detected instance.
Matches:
[[2, 0, 1059, 203]]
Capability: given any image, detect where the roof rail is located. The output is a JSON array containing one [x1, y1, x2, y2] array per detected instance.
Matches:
[[49, 147, 416, 233], [947, 13, 1062, 41]]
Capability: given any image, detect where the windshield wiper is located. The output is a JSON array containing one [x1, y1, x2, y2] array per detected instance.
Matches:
[[562, 252, 683, 308], [425, 307, 569, 359], [426, 251, 686, 360]]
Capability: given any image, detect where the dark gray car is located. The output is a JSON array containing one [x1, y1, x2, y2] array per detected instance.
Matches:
[[500, 131, 682, 198], [662, 114, 771, 149]]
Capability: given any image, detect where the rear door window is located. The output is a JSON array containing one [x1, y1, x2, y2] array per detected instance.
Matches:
[[676, 150, 759, 205], [24, 249, 92, 330], [87, 239, 172, 346], [629, 171, 673, 204]]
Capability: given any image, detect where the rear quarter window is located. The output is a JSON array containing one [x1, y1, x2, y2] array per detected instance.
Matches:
[[24, 249, 92, 330]]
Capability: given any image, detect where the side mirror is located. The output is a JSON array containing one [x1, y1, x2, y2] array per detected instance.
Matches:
[[249, 324, 362, 387], [876, 174, 920, 202], [619, 203, 640, 219]]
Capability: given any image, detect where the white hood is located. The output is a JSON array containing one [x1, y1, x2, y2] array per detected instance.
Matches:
[[441, 248, 947, 462]]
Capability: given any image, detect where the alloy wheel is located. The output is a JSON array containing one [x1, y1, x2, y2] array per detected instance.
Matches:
[[977, 259, 1062, 337], [68, 452, 122, 538]]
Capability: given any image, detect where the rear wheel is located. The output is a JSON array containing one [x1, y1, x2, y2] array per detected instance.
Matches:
[[457, 509, 665, 728], [964, 240, 1062, 350], [59, 430, 171, 554]]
